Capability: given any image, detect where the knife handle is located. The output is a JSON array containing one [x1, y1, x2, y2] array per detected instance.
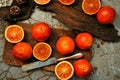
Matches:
[[57, 53, 83, 62], [22, 57, 57, 71]]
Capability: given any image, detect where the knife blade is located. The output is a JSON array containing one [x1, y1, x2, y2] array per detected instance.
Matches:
[[22, 53, 83, 71]]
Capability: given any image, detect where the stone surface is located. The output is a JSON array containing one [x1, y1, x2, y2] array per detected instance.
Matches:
[[0, 0, 120, 80]]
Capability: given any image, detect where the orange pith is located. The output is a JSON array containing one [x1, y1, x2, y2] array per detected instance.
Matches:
[[33, 42, 52, 61], [82, 0, 101, 15], [34, 0, 51, 5], [55, 61, 74, 80], [4, 25, 24, 43], [59, 0, 75, 5]]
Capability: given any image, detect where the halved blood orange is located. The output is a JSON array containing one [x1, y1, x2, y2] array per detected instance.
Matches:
[[4, 25, 24, 43], [34, 0, 51, 5], [82, 0, 101, 15], [33, 42, 52, 61], [58, 0, 75, 5], [55, 61, 74, 80]]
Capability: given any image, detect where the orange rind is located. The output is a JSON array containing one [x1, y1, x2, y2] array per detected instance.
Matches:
[[33, 42, 52, 61], [4, 25, 24, 43], [58, 0, 75, 5], [55, 61, 74, 80], [34, 0, 51, 5], [82, 0, 101, 15]]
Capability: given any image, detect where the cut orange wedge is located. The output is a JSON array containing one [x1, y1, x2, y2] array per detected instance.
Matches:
[[34, 0, 51, 5], [82, 0, 101, 15], [59, 0, 75, 5], [33, 42, 52, 61]]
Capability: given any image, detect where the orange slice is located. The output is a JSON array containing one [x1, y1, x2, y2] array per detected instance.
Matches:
[[55, 61, 74, 80], [59, 0, 75, 5], [82, 0, 101, 15], [4, 25, 24, 43], [34, 0, 51, 5], [33, 42, 52, 61]]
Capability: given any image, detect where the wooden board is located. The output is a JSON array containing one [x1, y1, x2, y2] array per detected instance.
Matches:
[[2, 22, 92, 71], [38, 0, 120, 42]]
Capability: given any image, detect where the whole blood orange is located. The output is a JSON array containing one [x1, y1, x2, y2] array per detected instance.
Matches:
[[97, 6, 116, 25], [75, 32, 93, 50], [82, 0, 101, 15], [55, 61, 74, 80], [32, 22, 51, 41], [33, 42, 52, 61], [58, 0, 75, 5], [74, 59, 92, 78], [56, 36, 75, 55], [12, 42, 33, 61], [34, 0, 51, 5], [4, 25, 24, 43]]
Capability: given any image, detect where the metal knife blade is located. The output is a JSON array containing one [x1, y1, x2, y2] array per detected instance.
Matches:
[[22, 57, 57, 72], [22, 53, 83, 71]]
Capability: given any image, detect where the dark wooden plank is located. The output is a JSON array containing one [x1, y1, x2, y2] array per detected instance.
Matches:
[[2, 22, 92, 71]]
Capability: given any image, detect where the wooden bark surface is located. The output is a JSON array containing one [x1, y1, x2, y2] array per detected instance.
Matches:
[[2, 22, 92, 71]]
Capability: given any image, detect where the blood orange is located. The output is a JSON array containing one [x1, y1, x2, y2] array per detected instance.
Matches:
[[75, 32, 93, 50], [58, 0, 75, 5], [56, 36, 75, 55], [4, 25, 24, 43], [55, 61, 74, 80], [97, 6, 116, 25], [32, 22, 51, 41], [82, 0, 101, 15], [33, 42, 52, 61], [12, 42, 33, 61], [34, 0, 51, 5], [74, 59, 92, 78]]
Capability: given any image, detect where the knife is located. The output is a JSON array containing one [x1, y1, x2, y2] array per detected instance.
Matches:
[[22, 53, 83, 71]]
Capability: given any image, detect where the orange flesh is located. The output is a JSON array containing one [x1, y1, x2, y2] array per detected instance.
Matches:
[[82, 0, 101, 15], [59, 0, 75, 5], [33, 42, 51, 60], [34, 0, 50, 4], [6, 26, 23, 42], [60, 0, 74, 3], [56, 63, 72, 79]]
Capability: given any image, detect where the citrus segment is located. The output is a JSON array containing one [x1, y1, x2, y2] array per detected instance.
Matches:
[[4, 25, 24, 43], [82, 0, 101, 15], [55, 61, 74, 80], [34, 0, 51, 5], [59, 0, 75, 5], [33, 42, 52, 61]]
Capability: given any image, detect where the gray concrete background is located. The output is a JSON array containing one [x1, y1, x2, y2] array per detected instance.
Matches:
[[0, 0, 120, 80]]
